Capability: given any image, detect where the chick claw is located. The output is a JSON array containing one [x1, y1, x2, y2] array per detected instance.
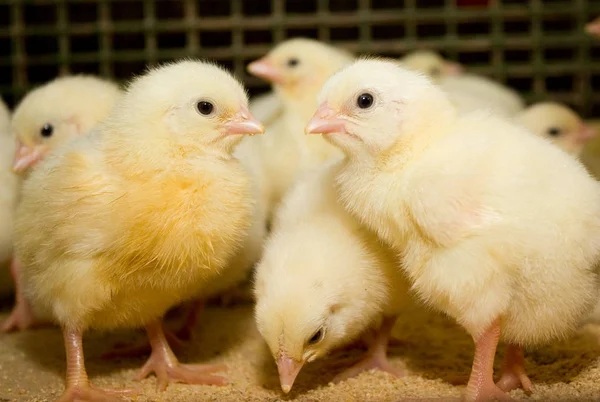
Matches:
[[136, 319, 227, 391], [56, 385, 140, 402], [495, 345, 532, 395]]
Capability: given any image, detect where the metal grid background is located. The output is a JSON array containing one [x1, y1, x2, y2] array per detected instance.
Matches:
[[1, 0, 600, 117]]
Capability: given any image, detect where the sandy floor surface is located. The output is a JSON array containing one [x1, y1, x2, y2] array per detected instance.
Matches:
[[2, 295, 600, 402]]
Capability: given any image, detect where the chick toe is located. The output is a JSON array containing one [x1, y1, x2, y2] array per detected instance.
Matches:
[[496, 344, 533, 395]]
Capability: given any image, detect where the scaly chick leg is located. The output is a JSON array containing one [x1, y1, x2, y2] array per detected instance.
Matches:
[[496, 344, 532, 394], [1, 258, 50, 332], [135, 318, 227, 391], [465, 318, 513, 402], [333, 316, 405, 383], [56, 327, 139, 402]]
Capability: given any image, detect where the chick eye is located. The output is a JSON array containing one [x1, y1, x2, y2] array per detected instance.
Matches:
[[547, 127, 562, 137], [196, 101, 214, 116], [40, 123, 54, 137], [357, 93, 374, 109], [287, 58, 300, 68], [431, 67, 441, 76], [307, 328, 324, 345]]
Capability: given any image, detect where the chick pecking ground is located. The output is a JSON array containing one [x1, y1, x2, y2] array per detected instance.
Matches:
[[2, 291, 600, 402]]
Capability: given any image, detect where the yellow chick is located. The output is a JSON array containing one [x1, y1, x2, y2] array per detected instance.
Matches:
[[401, 50, 524, 117], [244, 38, 353, 224], [12, 74, 121, 174], [515, 102, 596, 157], [14, 60, 263, 401], [399, 50, 463, 84], [255, 160, 409, 394], [0, 97, 18, 296], [3, 75, 122, 333], [306, 59, 600, 402]]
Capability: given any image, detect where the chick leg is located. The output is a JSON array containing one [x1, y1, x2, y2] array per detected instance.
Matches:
[[333, 316, 404, 383], [496, 344, 532, 394], [173, 298, 205, 341], [135, 318, 227, 391], [465, 318, 513, 402], [57, 327, 140, 402], [1, 258, 49, 332]]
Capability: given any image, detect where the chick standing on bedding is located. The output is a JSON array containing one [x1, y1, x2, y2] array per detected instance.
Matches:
[[255, 161, 410, 393], [2, 75, 121, 333], [515, 102, 596, 157], [14, 61, 263, 401], [244, 38, 353, 223], [0, 97, 19, 296], [306, 59, 600, 401]]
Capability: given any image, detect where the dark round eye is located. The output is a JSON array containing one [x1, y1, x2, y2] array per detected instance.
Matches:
[[431, 67, 441, 76], [547, 127, 562, 137], [196, 101, 214, 116], [357, 93, 374, 109], [40, 123, 53, 137], [287, 58, 299, 68], [307, 329, 324, 345]]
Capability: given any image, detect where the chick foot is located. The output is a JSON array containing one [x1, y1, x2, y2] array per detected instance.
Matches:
[[135, 319, 227, 391], [1, 258, 49, 332], [57, 327, 139, 402], [173, 298, 205, 341], [102, 328, 185, 359], [496, 344, 532, 394], [333, 316, 404, 383], [465, 318, 513, 402]]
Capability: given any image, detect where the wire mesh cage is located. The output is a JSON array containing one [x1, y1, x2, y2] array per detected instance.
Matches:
[[1, 0, 600, 117]]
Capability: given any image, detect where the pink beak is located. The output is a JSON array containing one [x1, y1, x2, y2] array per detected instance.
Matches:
[[247, 57, 284, 84], [13, 141, 46, 173], [276, 353, 304, 394], [305, 103, 347, 135], [578, 124, 597, 143], [586, 18, 600, 36], [223, 106, 264, 135], [444, 61, 464, 76]]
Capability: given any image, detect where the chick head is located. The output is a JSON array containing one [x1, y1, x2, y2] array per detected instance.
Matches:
[[305, 58, 454, 158], [247, 38, 354, 102], [516, 102, 596, 156], [254, 223, 388, 393], [115, 60, 264, 156], [399, 50, 463, 84], [11, 75, 120, 173]]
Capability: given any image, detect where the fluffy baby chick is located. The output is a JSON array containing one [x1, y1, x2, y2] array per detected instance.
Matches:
[[399, 50, 463, 84], [255, 160, 409, 393], [14, 60, 263, 401], [0, 97, 18, 296], [244, 38, 353, 223], [306, 59, 600, 402], [3, 75, 122, 333], [515, 102, 596, 157], [400, 50, 524, 117], [12, 75, 121, 174]]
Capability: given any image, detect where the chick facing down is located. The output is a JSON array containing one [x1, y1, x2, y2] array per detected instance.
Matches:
[[243, 38, 353, 224], [14, 60, 263, 401], [516, 102, 596, 157], [255, 160, 409, 394], [306, 59, 600, 401]]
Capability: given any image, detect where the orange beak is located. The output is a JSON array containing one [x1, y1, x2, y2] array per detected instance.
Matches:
[[305, 102, 347, 135], [444, 61, 464, 76], [577, 123, 597, 143], [13, 141, 46, 173], [223, 106, 264, 135], [247, 58, 284, 84], [277, 353, 304, 394]]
